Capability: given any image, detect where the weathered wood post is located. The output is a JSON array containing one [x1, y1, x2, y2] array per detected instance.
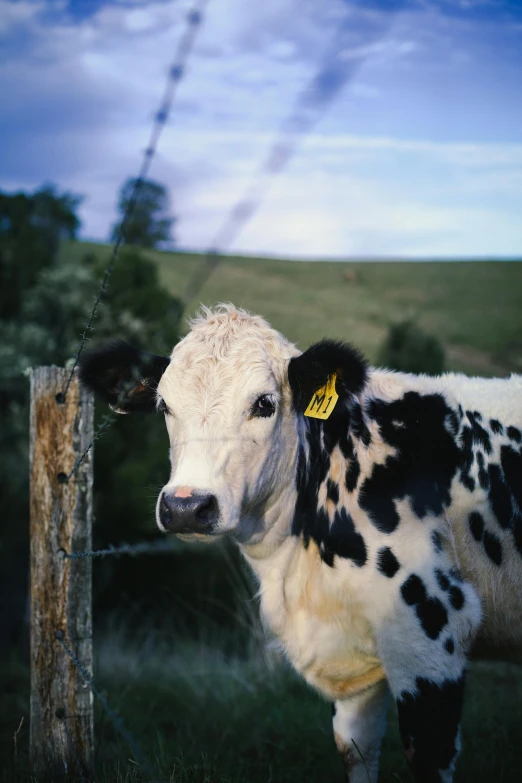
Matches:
[[29, 367, 94, 780]]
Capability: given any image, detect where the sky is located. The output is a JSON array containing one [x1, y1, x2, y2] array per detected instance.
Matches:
[[1, 0, 522, 258]]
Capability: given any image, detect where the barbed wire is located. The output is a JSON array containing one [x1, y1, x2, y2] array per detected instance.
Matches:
[[183, 15, 379, 303], [58, 414, 115, 484], [62, 538, 176, 560], [59, 0, 209, 403], [56, 632, 161, 782]]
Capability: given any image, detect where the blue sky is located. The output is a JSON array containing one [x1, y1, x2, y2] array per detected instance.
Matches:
[[1, 0, 521, 258]]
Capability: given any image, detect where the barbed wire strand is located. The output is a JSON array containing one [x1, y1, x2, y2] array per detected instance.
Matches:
[[59, 0, 209, 402], [62, 538, 176, 560], [183, 16, 390, 303], [56, 633, 161, 782], [59, 415, 115, 483]]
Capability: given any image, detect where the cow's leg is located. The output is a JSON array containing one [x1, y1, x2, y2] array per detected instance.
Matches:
[[332, 680, 389, 783], [376, 570, 481, 782]]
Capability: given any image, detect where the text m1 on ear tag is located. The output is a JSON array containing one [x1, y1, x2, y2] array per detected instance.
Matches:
[[304, 374, 339, 420]]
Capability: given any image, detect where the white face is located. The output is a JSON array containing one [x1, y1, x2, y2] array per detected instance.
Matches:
[[155, 310, 299, 542]]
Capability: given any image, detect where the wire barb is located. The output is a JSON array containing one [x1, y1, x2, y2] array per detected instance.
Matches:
[[61, 415, 115, 482], [60, 0, 209, 402]]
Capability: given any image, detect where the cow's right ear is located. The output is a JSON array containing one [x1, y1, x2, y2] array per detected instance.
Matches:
[[77, 340, 170, 413]]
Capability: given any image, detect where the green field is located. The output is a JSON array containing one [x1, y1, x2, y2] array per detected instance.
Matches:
[[66, 242, 522, 377]]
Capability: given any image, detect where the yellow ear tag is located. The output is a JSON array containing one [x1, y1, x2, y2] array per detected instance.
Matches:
[[304, 374, 339, 420]]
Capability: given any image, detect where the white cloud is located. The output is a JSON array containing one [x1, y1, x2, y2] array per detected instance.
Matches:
[[1, 0, 521, 257], [0, 0, 44, 34]]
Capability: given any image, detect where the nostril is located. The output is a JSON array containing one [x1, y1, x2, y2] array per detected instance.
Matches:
[[159, 493, 173, 526], [195, 494, 217, 524]]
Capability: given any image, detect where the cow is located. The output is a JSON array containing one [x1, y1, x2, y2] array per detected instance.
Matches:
[[79, 303, 522, 783]]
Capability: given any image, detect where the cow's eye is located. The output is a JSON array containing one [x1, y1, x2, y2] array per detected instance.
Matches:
[[157, 398, 171, 415], [252, 394, 276, 418]]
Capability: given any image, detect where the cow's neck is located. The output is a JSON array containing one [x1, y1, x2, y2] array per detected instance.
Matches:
[[239, 458, 299, 562], [240, 402, 362, 572]]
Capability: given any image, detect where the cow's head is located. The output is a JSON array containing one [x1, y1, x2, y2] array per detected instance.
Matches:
[[79, 305, 367, 544]]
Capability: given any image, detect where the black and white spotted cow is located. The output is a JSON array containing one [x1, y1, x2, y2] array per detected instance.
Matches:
[[79, 304, 522, 783]]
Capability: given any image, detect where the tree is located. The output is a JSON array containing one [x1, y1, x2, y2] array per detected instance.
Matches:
[[0, 185, 82, 320], [111, 177, 175, 249], [378, 319, 445, 375]]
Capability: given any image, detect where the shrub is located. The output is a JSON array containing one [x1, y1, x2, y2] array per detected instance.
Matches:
[[378, 319, 445, 375]]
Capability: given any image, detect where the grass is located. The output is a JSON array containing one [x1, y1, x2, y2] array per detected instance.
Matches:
[[64, 242, 522, 377], [3, 616, 522, 783]]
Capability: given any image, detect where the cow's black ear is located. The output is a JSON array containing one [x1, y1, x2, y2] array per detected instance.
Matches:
[[288, 339, 368, 414], [78, 340, 170, 413]]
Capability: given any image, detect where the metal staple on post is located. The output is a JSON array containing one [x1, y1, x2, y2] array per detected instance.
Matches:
[[60, 0, 209, 402]]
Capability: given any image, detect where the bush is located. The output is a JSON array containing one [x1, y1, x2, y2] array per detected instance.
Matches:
[[378, 319, 445, 375]]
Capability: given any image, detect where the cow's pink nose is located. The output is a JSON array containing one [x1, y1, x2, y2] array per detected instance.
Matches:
[[159, 490, 218, 534], [174, 486, 193, 498]]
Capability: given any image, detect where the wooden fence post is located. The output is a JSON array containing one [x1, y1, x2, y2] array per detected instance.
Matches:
[[29, 367, 94, 780]]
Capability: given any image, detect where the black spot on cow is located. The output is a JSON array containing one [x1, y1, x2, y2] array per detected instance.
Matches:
[[459, 425, 475, 491], [331, 702, 337, 716], [449, 585, 465, 610], [513, 516, 522, 559], [507, 426, 521, 444], [488, 463, 514, 529], [432, 530, 443, 553], [461, 473, 476, 492], [497, 444, 522, 558], [377, 547, 400, 578], [483, 530, 503, 566], [468, 512, 504, 565], [345, 456, 360, 492], [361, 393, 462, 533], [326, 479, 339, 505], [489, 418, 503, 435], [469, 512, 484, 541], [401, 574, 427, 605], [328, 508, 367, 568], [474, 451, 490, 490], [401, 574, 448, 639], [466, 410, 492, 454], [500, 445, 522, 512], [444, 637, 455, 654], [292, 437, 367, 569], [397, 675, 465, 780], [448, 567, 463, 582], [435, 569, 450, 591], [350, 401, 371, 447], [417, 597, 449, 639]]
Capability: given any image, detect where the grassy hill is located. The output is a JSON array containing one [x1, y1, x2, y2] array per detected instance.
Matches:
[[68, 243, 522, 377]]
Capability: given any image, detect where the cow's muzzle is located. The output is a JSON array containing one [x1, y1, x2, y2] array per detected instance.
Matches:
[[159, 489, 219, 534]]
